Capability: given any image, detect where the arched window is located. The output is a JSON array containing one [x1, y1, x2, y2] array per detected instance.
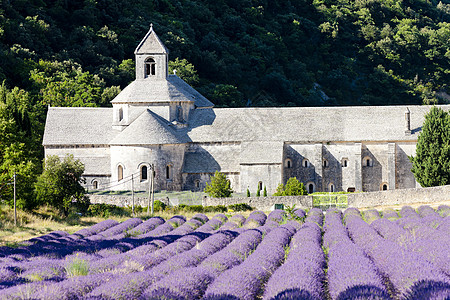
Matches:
[[92, 180, 98, 190], [285, 159, 292, 169], [145, 57, 156, 77], [195, 180, 200, 189], [363, 156, 373, 167], [141, 165, 148, 181], [302, 159, 309, 168], [166, 165, 172, 180], [258, 181, 263, 191], [381, 183, 388, 191], [323, 159, 328, 168], [118, 107, 123, 122], [118, 165, 123, 181], [328, 183, 334, 192], [342, 158, 348, 168], [307, 183, 315, 194]]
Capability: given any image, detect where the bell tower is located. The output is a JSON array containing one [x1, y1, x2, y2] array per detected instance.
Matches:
[[134, 24, 169, 80]]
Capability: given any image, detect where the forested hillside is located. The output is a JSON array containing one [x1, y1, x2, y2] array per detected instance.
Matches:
[[0, 0, 449, 207]]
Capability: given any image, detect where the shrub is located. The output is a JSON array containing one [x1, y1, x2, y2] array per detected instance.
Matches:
[[153, 200, 167, 212], [204, 171, 233, 198], [273, 177, 307, 196], [87, 203, 129, 217], [228, 203, 253, 212]]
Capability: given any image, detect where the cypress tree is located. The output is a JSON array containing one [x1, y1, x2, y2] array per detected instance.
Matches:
[[410, 107, 450, 187], [263, 186, 267, 197], [256, 186, 260, 197], [247, 188, 250, 197]]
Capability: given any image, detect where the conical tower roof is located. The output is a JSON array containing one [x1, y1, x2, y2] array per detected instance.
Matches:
[[110, 109, 186, 145]]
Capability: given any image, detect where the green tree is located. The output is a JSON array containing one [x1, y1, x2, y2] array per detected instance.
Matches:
[[0, 143, 38, 209], [35, 155, 88, 215], [204, 171, 233, 198], [168, 58, 199, 86], [410, 107, 450, 187], [246, 188, 250, 197], [263, 186, 267, 197], [256, 185, 260, 197], [273, 177, 308, 196]]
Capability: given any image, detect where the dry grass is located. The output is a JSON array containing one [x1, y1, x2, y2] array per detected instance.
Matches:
[[0, 205, 254, 246]]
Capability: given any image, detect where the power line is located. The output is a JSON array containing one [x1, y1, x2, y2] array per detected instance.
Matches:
[[90, 171, 140, 191]]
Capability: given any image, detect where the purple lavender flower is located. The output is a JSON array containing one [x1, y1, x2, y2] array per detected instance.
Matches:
[[243, 211, 267, 228], [400, 206, 419, 218], [363, 209, 381, 224], [86, 270, 151, 299], [437, 205, 450, 217], [192, 213, 209, 224], [305, 208, 324, 227], [267, 209, 287, 223], [200, 229, 263, 277], [417, 205, 439, 218], [72, 219, 119, 239], [204, 226, 294, 300], [30, 273, 115, 300], [263, 222, 325, 300], [382, 208, 399, 220], [125, 216, 165, 237], [346, 213, 450, 299], [18, 259, 65, 282], [343, 207, 361, 219], [294, 208, 306, 219], [141, 267, 214, 299]]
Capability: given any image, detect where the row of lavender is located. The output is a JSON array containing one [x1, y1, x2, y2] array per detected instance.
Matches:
[[0, 204, 449, 299]]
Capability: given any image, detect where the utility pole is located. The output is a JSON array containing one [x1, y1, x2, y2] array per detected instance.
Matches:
[[151, 164, 155, 215], [131, 174, 135, 216], [13, 172, 16, 227], [147, 165, 153, 215]]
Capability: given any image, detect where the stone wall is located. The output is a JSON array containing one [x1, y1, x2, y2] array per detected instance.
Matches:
[[89, 185, 450, 211], [347, 185, 450, 209], [202, 195, 313, 211], [89, 194, 170, 207]]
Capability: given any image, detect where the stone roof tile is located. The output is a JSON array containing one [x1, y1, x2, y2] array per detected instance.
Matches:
[[43, 107, 117, 145], [111, 75, 213, 107], [110, 109, 186, 145], [186, 105, 450, 143]]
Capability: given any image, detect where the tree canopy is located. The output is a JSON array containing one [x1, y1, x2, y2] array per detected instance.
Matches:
[[204, 171, 233, 198], [410, 107, 450, 187], [34, 155, 88, 215], [273, 177, 308, 196]]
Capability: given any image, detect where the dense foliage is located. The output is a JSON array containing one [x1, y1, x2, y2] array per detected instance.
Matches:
[[273, 177, 308, 196], [34, 155, 87, 215], [0, 205, 449, 299], [410, 106, 450, 187], [204, 171, 233, 198]]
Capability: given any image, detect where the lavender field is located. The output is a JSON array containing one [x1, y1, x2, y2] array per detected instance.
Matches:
[[0, 205, 449, 299]]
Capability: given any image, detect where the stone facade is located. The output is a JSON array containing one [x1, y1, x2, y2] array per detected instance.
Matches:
[[203, 185, 450, 211], [42, 26, 450, 195]]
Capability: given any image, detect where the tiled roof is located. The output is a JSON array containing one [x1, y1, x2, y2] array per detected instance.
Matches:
[[43, 107, 117, 145], [110, 75, 213, 107], [109, 109, 186, 145], [186, 105, 449, 143], [134, 26, 169, 54]]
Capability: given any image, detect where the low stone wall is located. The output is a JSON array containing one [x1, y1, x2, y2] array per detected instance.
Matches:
[[89, 194, 169, 207], [347, 185, 450, 209], [202, 195, 313, 211], [89, 185, 450, 211]]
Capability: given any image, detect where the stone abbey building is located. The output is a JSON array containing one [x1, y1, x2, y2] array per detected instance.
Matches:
[[43, 27, 449, 195]]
